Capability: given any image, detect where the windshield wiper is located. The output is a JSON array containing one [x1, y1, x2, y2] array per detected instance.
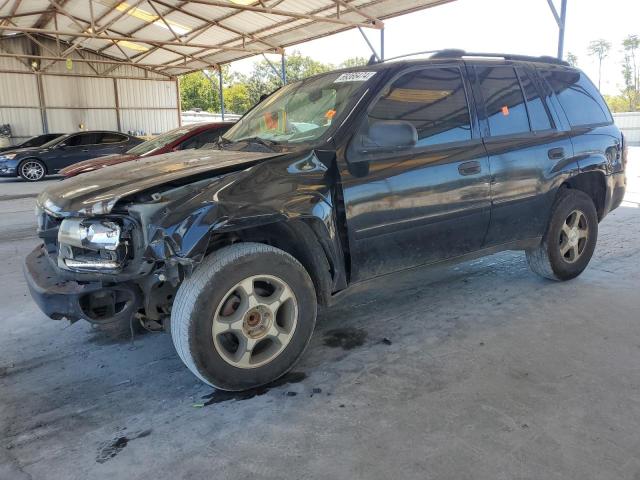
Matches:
[[237, 137, 279, 148]]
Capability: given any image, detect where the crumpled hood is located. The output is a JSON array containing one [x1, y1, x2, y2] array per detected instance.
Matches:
[[38, 149, 281, 216]]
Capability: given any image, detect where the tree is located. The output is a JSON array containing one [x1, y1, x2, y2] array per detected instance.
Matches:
[[587, 39, 611, 90], [566, 52, 578, 67], [339, 56, 368, 68], [623, 35, 639, 92], [179, 71, 220, 112], [179, 53, 381, 115]]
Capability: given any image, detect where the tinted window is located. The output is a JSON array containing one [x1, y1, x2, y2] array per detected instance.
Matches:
[[99, 132, 128, 144], [539, 69, 611, 127], [367, 67, 472, 147], [65, 133, 99, 146], [21, 134, 60, 148], [517, 68, 553, 131], [179, 129, 224, 150], [476, 66, 530, 136]]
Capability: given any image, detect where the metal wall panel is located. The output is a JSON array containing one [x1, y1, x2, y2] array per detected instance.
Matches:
[[46, 109, 118, 133], [0, 108, 43, 142], [0, 73, 39, 107], [116, 79, 178, 109], [42, 76, 115, 108], [119, 109, 179, 136], [613, 113, 640, 146]]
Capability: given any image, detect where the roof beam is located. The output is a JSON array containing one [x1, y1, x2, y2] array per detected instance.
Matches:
[[1, 0, 22, 27], [0, 52, 185, 73], [0, 24, 279, 54], [183, 0, 382, 29]]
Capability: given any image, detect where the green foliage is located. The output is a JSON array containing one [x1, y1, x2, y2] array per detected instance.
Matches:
[[599, 34, 640, 112], [179, 51, 368, 115], [179, 71, 220, 112]]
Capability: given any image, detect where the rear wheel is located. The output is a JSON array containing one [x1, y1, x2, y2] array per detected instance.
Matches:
[[171, 243, 317, 390], [19, 159, 46, 182], [526, 189, 598, 281]]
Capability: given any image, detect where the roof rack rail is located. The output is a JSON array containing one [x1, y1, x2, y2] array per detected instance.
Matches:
[[431, 50, 570, 66], [380, 49, 570, 66]]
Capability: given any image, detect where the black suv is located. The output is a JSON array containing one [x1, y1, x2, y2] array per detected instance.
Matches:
[[25, 51, 627, 391], [0, 131, 142, 181]]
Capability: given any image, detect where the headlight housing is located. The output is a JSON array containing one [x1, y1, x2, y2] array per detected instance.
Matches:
[[0, 153, 16, 160], [57, 218, 127, 271]]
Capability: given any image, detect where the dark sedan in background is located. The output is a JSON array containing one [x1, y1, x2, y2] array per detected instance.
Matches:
[[60, 122, 233, 178], [0, 131, 142, 181], [0, 133, 64, 153]]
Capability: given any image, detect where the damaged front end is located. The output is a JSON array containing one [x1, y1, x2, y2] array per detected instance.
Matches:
[[24, 148, 341, 331]]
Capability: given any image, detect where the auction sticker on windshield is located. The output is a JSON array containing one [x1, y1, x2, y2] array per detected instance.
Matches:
[[334, 72, 377, 83]]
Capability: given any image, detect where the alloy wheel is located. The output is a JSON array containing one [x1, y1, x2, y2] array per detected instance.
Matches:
[[559, 209, 589, 263], [20, 161, 45, 181], [212, 274, 298, 369]]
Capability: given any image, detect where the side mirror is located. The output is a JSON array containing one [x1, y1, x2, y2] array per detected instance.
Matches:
[[362, 120, 417, 151], [57, 143, 67, 150], [348, 121, 417, 164]]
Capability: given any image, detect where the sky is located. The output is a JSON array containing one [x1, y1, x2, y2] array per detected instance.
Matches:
[[229, 0, 640, 96]]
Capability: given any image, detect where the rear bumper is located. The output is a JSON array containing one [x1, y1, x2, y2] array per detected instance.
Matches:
[[24, 245, 140, 323], [604, 171, 626, 218]]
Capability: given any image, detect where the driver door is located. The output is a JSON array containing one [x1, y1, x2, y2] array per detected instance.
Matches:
[[339, 65, 492, 282], [50, 132, 100, 171]]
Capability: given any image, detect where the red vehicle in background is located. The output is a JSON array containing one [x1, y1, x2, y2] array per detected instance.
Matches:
[[60, 122, 233, 178]]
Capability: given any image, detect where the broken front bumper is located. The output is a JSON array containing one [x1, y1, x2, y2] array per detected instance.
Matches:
[[24, 245, 140, 323]]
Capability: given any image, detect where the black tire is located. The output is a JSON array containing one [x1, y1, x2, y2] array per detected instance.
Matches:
[[526, 188, 598, 281], [171, 242, 317, 391], [18, 158, 47, 182]]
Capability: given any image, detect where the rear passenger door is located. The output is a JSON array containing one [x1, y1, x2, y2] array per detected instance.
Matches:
[[469, 63, 574, 246], [94, 132, 131, 155], [340, 64, 492, 281]]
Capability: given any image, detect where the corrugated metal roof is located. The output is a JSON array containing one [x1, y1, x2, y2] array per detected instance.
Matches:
[[0, 0, 456, 76]]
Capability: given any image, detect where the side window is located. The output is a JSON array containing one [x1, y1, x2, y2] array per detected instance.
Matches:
[[539, 69, 612, 127], [476, 66, 530, 136], [365, 67, 472, 148], [65, 133, 98, 146], [179, 130, 222, 150], [517, 68, 553, 131], [99, 132, 128, 144]]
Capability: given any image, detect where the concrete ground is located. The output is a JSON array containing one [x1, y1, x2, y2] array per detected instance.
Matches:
[[1, 152, 640, 480]]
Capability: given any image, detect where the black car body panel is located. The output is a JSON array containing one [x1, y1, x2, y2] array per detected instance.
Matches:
[[24, 54, 626, 327]]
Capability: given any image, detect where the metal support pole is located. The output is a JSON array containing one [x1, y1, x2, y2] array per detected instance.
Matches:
[[357, 26, 380, 62], [281, 53, 286, 85], [557, 0, 567, 60], [380, 27, 385, 61], [218, 68, 225, 122]]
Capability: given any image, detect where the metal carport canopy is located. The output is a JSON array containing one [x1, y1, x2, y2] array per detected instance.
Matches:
[[0, 0, 462, 77]]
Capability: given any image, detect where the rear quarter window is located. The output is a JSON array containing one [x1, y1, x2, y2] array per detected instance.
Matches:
[[539, 68, 612, 127]]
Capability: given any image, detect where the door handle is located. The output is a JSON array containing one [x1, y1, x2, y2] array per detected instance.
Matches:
[[548, 147, 565, 160], [458, 160, 481, 176]]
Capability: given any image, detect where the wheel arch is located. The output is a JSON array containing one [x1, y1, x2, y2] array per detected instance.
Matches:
[[205, 218, 340, 306], [18, 157, 48, 176], [561, 171, 607, 220]]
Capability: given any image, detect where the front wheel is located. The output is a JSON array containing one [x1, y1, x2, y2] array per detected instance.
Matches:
[[19, 159, 46, 181], [171, 243, 317, 390], [526, 189, 598, 281]]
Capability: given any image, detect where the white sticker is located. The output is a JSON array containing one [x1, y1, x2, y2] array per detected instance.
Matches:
[[334, 71, 377, 83]]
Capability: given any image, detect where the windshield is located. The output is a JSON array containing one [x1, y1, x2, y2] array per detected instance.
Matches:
[[127, 126, 194, 156], [223, 70, 377, 145]]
